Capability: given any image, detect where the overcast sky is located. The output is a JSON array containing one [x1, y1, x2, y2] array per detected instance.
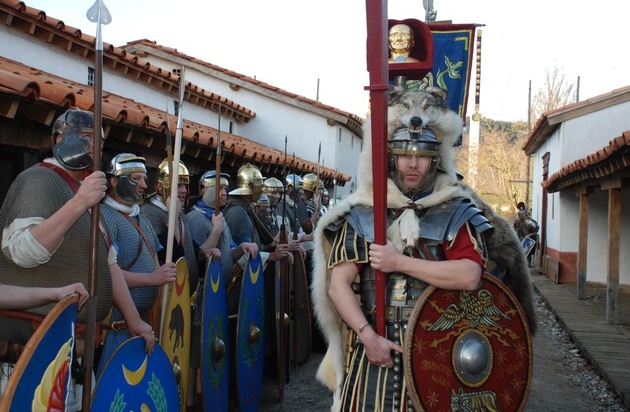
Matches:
[[24, 0, 630, 122]]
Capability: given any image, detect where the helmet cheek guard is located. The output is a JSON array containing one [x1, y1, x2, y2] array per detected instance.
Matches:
[[157, 158, 191, 202], [388, 127, 442, 197], [52, 109, 103, 170], [115, 175, 144, 205], [106, 153, 147, 205]]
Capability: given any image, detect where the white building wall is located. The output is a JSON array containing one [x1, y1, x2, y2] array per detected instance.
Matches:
[[560, 103, 630, 165], [530, 103, 630, 287], [140, 53, 363, 196], [2, 27, 363, 195], [587, 189, 610, 284]]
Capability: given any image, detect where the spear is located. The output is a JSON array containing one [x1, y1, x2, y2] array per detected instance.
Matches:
[[160, 66, 186, 334], [215, 106, 222, 215], [315, 143, 322, 216], [84, 0, 111, 408], [165, 102, 173, 182]]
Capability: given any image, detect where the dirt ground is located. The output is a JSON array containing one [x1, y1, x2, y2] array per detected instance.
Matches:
[[259, 351, 332, 411]]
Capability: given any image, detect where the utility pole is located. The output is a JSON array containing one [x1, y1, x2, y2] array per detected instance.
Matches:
[[526, 80, 532, 208]]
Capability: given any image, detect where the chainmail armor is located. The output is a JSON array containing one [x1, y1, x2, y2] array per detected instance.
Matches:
[[99, 204, 160, 321], [141, 199, 199, 292], [0, 165, 112, 342]]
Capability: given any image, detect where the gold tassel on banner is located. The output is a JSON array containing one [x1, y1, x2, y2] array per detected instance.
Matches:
[[472, 29, 482, 122]]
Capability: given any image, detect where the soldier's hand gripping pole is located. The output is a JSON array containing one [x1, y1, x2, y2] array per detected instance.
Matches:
[[365, 0, 390, 336]]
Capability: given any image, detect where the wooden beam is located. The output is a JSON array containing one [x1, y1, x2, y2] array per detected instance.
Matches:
[[601, 177, 622, 191], [577, 191, 589, 299], [606, 187, 621, 324]]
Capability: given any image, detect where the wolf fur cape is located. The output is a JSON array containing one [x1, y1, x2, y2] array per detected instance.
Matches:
[[311, 116, 537, 410]]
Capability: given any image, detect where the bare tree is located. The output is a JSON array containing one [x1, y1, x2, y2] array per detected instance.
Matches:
[[530, 67, 575, 123], [457, 119, 529, 218]]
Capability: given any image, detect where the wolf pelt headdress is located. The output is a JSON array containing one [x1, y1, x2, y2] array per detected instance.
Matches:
[[311, 87, 537, 410]]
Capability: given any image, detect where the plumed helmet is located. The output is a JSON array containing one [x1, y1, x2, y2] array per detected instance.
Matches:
[[106, 153, 147, 205], [388, 127, 441, 196], [52, 109, 103, 170], [285, 174, 303, 188], [302, 173, 319, 192], [257, 193, 271, 208], [229, 163, 264, 201], [199, 170, 230, 194], [263, 177, 284, 194]]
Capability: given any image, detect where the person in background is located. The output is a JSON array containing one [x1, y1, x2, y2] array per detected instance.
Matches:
[[186, 169, 257, 409], [513, 201, 539, 266], [97, 153, 176, 378]]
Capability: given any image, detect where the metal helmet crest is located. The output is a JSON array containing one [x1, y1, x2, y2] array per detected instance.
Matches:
[[388, 127, 441, 197], [106, 153, 147, 205], [229, 163, 264, 201], [52, 109, 103, 170]]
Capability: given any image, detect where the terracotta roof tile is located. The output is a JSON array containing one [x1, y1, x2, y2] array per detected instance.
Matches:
[[544, 130, 630, 192], [0, 55, 350, 184], [121, 39, 364, 136], [0, 1, 256, 124]]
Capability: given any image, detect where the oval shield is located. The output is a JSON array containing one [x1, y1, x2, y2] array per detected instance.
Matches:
[[404, 273, 533, 412], [201, 258, 229, 412], [0, 294, 78, 412], [91, 337, 179, 411], [160, 256, 191, 410], [235, 253, 265, 411]]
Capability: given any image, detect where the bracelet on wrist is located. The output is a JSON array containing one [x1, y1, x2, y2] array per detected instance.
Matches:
[[358, 322, 370, 334]]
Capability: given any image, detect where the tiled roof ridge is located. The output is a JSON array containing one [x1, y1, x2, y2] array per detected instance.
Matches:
[[0, 0, 256, 123], [544, 130, 630, 192], [122, 39, 365, 134], [0, 55, 350, 183], [523, 85, 630, 154]]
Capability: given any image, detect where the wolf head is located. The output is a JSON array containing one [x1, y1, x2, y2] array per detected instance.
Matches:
[[387, 86, 463, 187]]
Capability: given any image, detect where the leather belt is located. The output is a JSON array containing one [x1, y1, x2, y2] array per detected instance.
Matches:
[[102, 320, 127, 331], [365, 306, 414, 324]]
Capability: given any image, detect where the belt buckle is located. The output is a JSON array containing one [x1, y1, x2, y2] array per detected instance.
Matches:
[[110, 320, 127, 331]]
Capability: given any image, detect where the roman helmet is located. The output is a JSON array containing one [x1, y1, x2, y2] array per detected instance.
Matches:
[[156, 158, 190, 202], [199, 170, 230, 195], [51, 109, 104, 170], [262, 177, 284, 195], [106, 153, 147, 205], [257, 193, 271, 208], [285, 174, 303, 189], [302, 173, 319, 192], [229, 163, 264, 201], [388, 126, 441, 196]]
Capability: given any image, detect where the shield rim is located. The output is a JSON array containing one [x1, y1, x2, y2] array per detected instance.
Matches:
[[403, 272, 534, 412], [201, 258, 229, 412], [160, 256, 191, 410], [235, 253, 265, 412]]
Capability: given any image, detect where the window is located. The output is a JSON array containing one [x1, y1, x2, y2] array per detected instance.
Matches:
[[88, 67, 95, 86]]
